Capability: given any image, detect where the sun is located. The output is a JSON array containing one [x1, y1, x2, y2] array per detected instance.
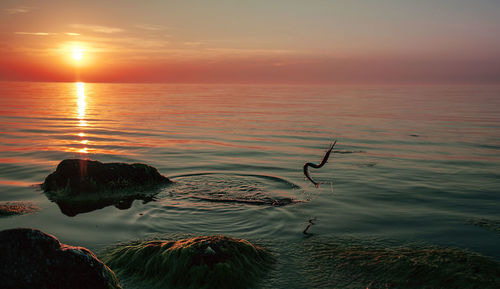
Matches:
[[72, 47, 83, 61]]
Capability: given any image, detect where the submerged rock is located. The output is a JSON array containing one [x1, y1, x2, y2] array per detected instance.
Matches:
[[299, 238, 500, 289], [42, 159, 171, 216], [0, 201, 39, 217], [100, 235, 274, 289], [467, 218, 500, 233], [0, 228, 122, 289]]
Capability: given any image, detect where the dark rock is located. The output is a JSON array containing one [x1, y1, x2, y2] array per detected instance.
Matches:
[[41, 159, 171, 216], [42, 159, 171, 194], [0, 201, 39, 217], [100, 235, 274, 289], [0, 228, 122, 289]]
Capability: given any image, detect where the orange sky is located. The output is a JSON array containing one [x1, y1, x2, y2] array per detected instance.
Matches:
[[1, 0, 500, 84]]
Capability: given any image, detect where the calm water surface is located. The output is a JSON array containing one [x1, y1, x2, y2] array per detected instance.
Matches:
[[1, 82, 499, 287]]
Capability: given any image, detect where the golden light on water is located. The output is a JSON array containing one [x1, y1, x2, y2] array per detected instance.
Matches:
[[76, 82, 87, 125], [78, 147, 88, 154], [76, 82, 88, 154]]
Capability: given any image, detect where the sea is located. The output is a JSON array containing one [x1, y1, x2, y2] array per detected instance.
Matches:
[[0, 82, 499, 287]]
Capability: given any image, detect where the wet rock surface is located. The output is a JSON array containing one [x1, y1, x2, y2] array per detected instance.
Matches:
[[42, 159, 171, 216], [0, 228, 122, 289], [100, 235, 274, 289]]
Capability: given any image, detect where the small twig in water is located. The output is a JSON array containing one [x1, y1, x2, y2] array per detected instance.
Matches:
[[303, 217, 317, 235], [303, 140, 336, 187]]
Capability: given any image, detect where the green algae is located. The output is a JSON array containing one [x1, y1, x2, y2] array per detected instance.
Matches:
[[100, 235, 275, 289]]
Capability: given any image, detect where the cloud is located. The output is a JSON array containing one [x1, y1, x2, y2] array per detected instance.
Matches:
[[4, 6, 37, 15], [65, 32, 81, 36], [14, 32, 54, 36], [70, 24, 124, 34], [134, 24, 168, 31], [204, 47, 296, 57], [183, 42, 202, 46]]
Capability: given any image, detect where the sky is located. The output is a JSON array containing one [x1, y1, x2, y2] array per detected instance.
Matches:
[[1, 0, 499, 84]]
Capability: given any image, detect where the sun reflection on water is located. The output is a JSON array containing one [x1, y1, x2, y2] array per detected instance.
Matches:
[[76, 82, 87, 127], [76, 82, 89, 154]]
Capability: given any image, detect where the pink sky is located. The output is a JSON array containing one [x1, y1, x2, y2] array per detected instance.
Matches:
[[1, 0, 499, 84]]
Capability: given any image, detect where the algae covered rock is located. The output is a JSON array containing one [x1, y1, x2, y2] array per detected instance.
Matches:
[[0, 228, 122, 289], [42, 159, 171, 216], [0, 201, 39, 217], [100, 235, 274, 289]]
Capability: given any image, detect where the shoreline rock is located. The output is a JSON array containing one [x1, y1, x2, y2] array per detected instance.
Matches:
[[0, 228, 122, 289]]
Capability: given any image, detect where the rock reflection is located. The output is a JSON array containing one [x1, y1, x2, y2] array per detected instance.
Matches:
[[52, 194, 157, 217]]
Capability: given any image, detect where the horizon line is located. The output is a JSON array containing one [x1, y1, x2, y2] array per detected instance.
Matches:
[[2, 79, 500, 86]]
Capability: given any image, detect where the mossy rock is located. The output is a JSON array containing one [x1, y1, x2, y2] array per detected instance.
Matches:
[[300, 239, 500, 289], [0, 228, 122, 289], [41, 159, 171, 216], [0, 201, 39, 217], [100, 235, 275, 289]]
